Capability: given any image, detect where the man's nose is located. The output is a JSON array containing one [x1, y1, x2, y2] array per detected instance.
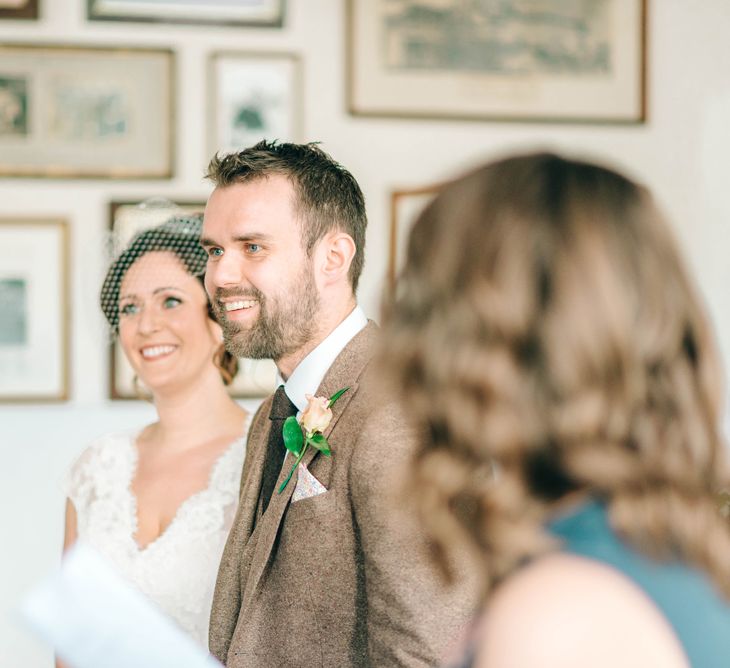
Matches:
[[206, 253, 245, 290]]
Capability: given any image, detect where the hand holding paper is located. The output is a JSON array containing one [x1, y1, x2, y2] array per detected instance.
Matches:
[[20, 542, 221, 668]]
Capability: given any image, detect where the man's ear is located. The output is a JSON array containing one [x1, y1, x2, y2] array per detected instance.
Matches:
[[318, 231, 356, 285]]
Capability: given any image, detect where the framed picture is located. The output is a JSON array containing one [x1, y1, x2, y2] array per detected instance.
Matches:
[[0, 219, 69, 402], [348, 0, 647, 123], [208, 51, 301, 157], [108, 200, 278, 400], [389, 184, 442, 290], [0, 44, 174, 178], [0, 0, 38, 19], [88, 0, 284, 27]]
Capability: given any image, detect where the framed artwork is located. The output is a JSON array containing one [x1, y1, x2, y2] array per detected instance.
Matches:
[[348, 0, 647, 123], [208, 51, 301, 157], [0, 44, 173, 178], [389, 184, 442, 290], [108, 200, 278, 400], [87, 0, 284, 27], [0, 0, 38, 19], [0, 219, 69, 402]]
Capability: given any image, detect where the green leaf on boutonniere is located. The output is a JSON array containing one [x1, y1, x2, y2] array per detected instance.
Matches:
[[308, 432, 331, 456], [328, 386, 349, 407], [282, 415, 304, 456]]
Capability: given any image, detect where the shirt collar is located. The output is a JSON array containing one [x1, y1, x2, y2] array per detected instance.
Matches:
[[278, 305, 368, 412]]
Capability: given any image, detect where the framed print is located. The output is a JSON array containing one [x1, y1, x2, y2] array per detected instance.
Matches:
[[108, 200, 278, 400], [0, 0, 38, 19], [88, 0, 284, 27], [0, 44, 174, 178], [389, 184, 442, 290], [348, 0, 647, 123], [209, 52, 301, 157], [0, 219, 69, 402]]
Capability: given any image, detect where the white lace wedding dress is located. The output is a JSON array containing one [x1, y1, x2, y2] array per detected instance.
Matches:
[[64, 416, 250, 647]]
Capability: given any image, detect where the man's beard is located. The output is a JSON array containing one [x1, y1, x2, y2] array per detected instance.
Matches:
[[213, 264, 320, 361]]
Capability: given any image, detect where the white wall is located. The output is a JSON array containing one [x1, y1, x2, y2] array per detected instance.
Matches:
[[2, 1, 730, 665]]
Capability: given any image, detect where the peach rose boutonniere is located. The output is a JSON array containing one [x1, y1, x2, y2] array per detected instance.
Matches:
[[278, 387, 349, 494]]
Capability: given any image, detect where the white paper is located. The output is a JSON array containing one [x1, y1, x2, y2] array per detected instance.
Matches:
[[19, 542, 221, 668]]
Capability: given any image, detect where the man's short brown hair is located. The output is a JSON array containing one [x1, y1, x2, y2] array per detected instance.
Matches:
[[206, 140, 367, 292]]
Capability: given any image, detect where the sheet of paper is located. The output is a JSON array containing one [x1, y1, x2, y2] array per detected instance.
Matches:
[[19, 542, 221, 668]]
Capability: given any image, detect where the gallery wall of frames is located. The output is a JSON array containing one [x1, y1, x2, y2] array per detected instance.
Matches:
[[4, 3, 730, 663], [0, 0, 650, 404]]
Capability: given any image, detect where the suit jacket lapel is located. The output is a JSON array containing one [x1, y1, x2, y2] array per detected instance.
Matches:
[[240, 321, 378, 614], [237, 396, 275, 542]]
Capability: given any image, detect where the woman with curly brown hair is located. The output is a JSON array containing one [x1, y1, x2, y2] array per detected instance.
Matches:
[[382, 152, 730, 667]]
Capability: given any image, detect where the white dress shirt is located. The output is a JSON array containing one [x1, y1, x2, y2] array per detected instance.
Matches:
[[278, 305, 368, 413]]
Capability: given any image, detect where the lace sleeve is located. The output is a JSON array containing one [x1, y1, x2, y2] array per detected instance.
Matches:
[[63, 443, 100, 513], [63, 432, 133, 514]]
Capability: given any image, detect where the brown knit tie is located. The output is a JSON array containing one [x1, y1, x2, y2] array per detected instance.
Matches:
[[259, 385, 299, 515]]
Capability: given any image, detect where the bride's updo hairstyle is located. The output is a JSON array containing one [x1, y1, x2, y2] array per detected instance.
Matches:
[[101, 214, 238, 385], [381, 152, 730, 598]]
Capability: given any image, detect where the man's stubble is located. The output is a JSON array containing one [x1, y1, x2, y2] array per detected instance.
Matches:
[[214, 262, 320, 362]]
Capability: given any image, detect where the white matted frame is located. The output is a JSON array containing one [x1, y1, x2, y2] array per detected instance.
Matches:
[[208, 51, 302, 157], [108, 200, 278, 400], [88, 0, 284, 27], [348, 0, 647, 124], [0, 219, 70, 402], [389, 184, 442, 291], [0, 44, 174, 178]]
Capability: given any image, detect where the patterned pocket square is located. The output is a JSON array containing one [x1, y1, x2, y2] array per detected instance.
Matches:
[[292, 464, 327, 502]]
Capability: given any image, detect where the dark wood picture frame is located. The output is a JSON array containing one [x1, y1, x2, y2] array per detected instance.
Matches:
[[0, 0, 38, 20]]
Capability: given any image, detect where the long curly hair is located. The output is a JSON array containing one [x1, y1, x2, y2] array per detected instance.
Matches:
[[381, 152, 730, 598]]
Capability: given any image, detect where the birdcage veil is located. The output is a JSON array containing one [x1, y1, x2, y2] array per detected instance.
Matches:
[[101, 198, 207, 334]]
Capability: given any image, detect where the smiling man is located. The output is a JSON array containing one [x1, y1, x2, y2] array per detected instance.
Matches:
[[201, 141, 473, 667]]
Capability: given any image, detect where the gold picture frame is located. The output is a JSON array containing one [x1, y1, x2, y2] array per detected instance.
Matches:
[[0, 44, 174, 178], [0, 218, 70, 402], [388, 184, 443, 291], [208, 51, 302, 158], [348, 0, 647, 124]]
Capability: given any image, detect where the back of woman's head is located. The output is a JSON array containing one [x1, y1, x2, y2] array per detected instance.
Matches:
[[383, 152, 730, 596]]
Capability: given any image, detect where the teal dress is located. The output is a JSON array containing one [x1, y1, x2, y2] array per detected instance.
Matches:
[[452, 500, 730, 667], [547, 500, 730, 667]]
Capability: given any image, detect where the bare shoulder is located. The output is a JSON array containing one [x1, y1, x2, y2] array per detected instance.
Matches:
[[475, 553, 688, 668]]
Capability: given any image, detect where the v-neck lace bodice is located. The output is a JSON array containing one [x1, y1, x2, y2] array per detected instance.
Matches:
[[65, 416, 250, 646]]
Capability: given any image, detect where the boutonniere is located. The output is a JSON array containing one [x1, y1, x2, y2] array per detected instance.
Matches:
[[278, 387, 349, 494]]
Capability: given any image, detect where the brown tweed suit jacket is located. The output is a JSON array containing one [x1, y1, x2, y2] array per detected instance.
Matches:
[[209, 322, 476, 667]]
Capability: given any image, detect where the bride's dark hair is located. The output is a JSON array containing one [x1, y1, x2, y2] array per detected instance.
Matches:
[[381, 152, 730, 598]]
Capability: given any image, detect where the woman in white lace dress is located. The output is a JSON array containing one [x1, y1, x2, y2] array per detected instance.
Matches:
[[62, 215, 250, 647]]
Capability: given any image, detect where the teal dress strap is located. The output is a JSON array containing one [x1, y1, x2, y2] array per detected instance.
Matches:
[[548, 500, 730, 668]]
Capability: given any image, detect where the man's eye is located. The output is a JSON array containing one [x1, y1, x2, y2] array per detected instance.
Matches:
[[245, 243, 261, 254], [119, 303, 139, 316], [208, 247, 223, 257], [163, 296, 182, 309]]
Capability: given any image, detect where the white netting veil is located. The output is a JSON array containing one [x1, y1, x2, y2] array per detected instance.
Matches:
[[101, 210, 207, 334]]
